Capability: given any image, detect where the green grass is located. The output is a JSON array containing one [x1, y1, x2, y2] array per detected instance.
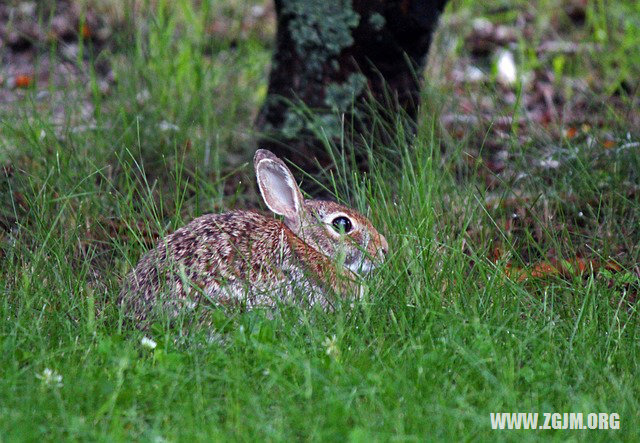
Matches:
[[1, 0, 639, 440]]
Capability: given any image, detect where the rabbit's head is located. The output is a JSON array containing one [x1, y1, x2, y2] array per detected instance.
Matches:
[[255, 149, 388, 276]]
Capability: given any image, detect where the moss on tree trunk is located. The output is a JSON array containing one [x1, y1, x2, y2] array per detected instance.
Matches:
[[255, 0, 449, 171]]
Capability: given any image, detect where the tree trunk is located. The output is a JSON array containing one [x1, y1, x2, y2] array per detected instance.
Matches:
[[255, 0, 449, 172]]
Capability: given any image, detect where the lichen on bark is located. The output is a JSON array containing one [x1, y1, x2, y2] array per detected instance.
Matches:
[[284, 0, 360, 78], [256, 0, 450, 174], [325, 73, 367, 112]]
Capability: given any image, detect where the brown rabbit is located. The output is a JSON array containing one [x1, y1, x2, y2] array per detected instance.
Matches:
[[119, 149, 388, 324]]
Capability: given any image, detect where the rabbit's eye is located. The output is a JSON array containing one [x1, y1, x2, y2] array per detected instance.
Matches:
[[331, 216, 352, 233]]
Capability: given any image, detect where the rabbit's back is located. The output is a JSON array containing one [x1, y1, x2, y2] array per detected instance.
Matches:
[[119, 210, 326, 322]]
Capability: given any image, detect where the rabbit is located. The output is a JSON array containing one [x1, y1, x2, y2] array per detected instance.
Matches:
[[119, 149, 388, 324]]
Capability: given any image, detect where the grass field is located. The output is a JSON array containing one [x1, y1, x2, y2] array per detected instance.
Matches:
[[1, 0, 639, 440]]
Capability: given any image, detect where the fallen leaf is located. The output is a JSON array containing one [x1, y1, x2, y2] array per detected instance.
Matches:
[[604, 261, 622, 272], [555, 257, 596, 276], [526, 262, 559, 280], [15, 74, 33, 88], [504, 256, 602, 283], [564, 127, 578, 138], [80, 23, 91, 39]]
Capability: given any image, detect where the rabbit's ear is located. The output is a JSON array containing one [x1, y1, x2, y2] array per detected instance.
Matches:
[[254, 150, 304, 230]]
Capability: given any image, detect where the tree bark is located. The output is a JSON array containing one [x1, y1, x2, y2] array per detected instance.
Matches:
[[255, 0, 449, 171]]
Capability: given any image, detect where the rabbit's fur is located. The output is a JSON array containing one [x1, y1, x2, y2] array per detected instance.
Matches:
[[119, 149, 388, 324]]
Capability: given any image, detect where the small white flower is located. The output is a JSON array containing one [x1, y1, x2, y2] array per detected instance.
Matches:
[[322, 335, 340, 358], [496, 50, 517, 86], [39, 129, 46, 141], [141, 336, 157, 350], [465, 65, 485, 83], [19, 2, 36, 16], [158, 120, 179, 132], [136, 89, 151, 104], [36, 368, 63, 387], [250, 5, 266, 17], [539, 158, 560, 169]]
